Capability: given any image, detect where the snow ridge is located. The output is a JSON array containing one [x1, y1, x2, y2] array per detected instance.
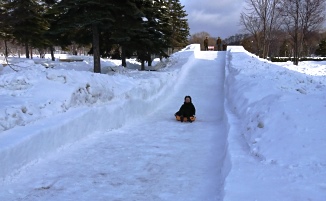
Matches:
[[0, 47, 197, 180]]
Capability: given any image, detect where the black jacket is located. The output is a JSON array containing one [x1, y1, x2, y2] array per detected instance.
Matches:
[[176, 102, 196, 117]]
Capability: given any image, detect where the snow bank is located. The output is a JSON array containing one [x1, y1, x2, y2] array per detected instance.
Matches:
[[223, 46, 326, 200], [225, 46, 326, 165], [0, 45, 199, 180]]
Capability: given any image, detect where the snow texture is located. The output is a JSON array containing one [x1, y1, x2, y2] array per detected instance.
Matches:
[[0, 44, 326, 200]]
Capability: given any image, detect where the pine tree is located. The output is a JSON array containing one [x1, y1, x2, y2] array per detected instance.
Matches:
[[132, 0, 173, 70], [0, 3, 13, 57], [165, 0, 189, 53], [52, 0, 117, 73], [146, 0, 172, 58], [2, 0, 50, 58], [110, 0, 145, 67], [315, 40, 326, 56]]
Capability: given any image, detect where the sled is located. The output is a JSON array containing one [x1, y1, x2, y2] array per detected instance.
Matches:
[[175, 115, 196, 122]]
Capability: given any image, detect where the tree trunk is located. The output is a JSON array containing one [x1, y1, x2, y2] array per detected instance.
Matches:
[[121, 45, 126, 67], [50, 46, 55, 61], [4, 40, 8, 57], [293, 3, 299, 66], [141, 59, 145, 71], [147, 56, 152, 66], [92, 23, 101, 73], [25, 43, 29, 59]]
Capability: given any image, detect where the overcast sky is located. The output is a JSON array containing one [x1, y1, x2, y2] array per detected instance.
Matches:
[[180, 0, 246, 39]]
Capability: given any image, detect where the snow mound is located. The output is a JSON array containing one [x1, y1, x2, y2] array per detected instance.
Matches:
[[0, 48, 198, 179]]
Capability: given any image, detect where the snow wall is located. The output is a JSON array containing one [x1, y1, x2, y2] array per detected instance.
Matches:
[[0, 43, 233, 191], [0, 45, 202, 180], [223, 46, 255, 199]]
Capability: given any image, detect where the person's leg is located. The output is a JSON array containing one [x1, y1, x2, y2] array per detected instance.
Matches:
[[178, 111, 184, 122], [183, 112, 192, 122]]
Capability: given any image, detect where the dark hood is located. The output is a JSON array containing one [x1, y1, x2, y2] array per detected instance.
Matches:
[[184, 95, 192, 102]]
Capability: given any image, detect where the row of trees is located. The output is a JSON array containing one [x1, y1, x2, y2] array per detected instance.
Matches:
[[188, 32, 214, 50], [240, 0, 326, 65], [0, 0, 190, 72]]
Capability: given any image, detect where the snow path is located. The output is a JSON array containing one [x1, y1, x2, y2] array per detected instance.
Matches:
[[0, 51, 227, 201]]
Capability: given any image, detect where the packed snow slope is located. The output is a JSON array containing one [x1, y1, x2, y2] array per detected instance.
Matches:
[[0, 46, 228, 200]]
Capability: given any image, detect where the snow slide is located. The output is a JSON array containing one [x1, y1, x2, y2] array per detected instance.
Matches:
[[0, 48, 229, 200]]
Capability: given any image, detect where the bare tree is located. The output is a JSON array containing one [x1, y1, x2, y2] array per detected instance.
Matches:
[[188, 32, 213, 50], [224, 34, 249, 45], [240, 13, 262, 55], [280, 0, 300, 64], [188, 32, 210, 42], [279, 0, 326, 65], [300, 0, 326, 55], [240, 0, 282, 58]]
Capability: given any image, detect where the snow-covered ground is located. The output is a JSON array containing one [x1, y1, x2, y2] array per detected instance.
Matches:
[[0, 44, 325, 200], [224, 48, 326, 200]]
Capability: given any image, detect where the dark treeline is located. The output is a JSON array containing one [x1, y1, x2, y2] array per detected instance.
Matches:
[[0, 0, 190, 72]]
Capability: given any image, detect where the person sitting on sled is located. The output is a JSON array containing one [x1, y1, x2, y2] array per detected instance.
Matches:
[[175, 95, 196, 122]]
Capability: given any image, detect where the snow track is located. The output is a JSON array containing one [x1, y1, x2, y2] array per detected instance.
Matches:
[[0, 51, 228, 201]]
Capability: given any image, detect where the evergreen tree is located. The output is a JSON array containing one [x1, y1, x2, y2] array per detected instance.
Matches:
[[110, 0, 145, 67], [146, 0, 172, 60], [0, 2, 13, 57], [42, 0, 71, 61], [133, 0, 172, 70], [165, 0, 189, 53], [1, 0, 189, 70], [2, 0, 50, 58], [52, 0, 117, 73], [315, 40, 326, 56]]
